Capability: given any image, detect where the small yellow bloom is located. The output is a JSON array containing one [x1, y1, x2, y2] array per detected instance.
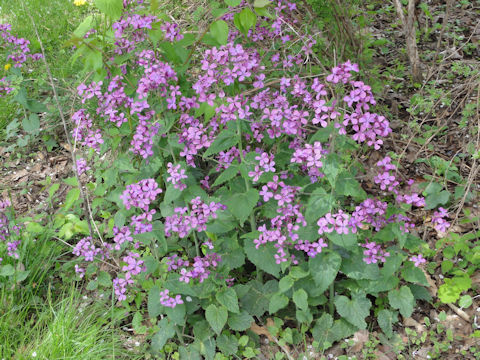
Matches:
[[74, 0, 87, 6], [4, 64, 11, 71]]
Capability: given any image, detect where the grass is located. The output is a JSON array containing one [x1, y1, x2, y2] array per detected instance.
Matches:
[[0, 0, 85, 139], [0, 230, 140, 359]]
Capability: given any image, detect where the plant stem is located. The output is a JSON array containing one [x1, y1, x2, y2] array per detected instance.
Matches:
[[329, 282, 335, 315], [192, 231, 200, 257]]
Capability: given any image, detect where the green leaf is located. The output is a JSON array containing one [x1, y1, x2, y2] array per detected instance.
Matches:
[[212, 164, 239, 187], [216, 334, 238, 356], [312, 313, 333, 349], [458, 295, 473, 308], [216, 288, 239, 314], [0, 265, 15, 277], [334, 295, 371, 329], [63, 188, 80, 211], [225, 0, 241, 6], [224, 188, 259, 226], [210, 20, 229, 45], [309, 252, 341, 293], [97, 271, 111, 287], [378, 309, 397, 338], [244, 237, 280, 277], [94, 0, 123, 20], [227, 310, 253, 331], [165, 303, 186, 325], [327, 231, 357, 249], [73, 15, 94, 38], [305, 187, 333, 223], [401, 262, 428, 286], [254, 0, 270, 7], [326, 319, 357, 344], [233, 8, 257, 35], [388, 286, 415, 318], [239, 280, 277, 318], [425, 190, 450, 210], [22, 113, 40, 134], [269, 293, 289, 314], [203, 130, 238, 158], [132, 312, 147, 335], [335, 172, 367, 200], [289, 266, 309, 279], [205, 304, 228, 335], [26, 222, 44, 234], [148, 286, 162, 318], [279, 276, 294, 292], [151, 318, 175, 352], [293, 289, 309, 311]]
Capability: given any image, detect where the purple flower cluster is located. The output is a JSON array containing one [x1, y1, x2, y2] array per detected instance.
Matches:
[[72, 236, 102, 262], [113, 226, 133, 250], [248, 152, 276, 182], [167, 253, 221, 284], [361, 240, 390, 264], [120, 178, 162, 211], [122, 251, 145, 276], [76, 157, 90, 175], [71, 109, 104, 152], [317, 210, 353, 235], [166, 162, 188, 190], [113, 273, 134, 301], [374, 156, 399, 192], [0, 78, 14, 98], [164, 197, 225, 238], [432, 207, 450, 233], [410, 254, 426, 267], [0, 23, 43, 68], [291, 141, 325, 182], [112, 14, 159, 54], [159, 289, 183, 308], [160, 22, 183, 42]]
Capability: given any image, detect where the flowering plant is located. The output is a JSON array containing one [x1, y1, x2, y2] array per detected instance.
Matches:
[[57, 0, 445, 356]]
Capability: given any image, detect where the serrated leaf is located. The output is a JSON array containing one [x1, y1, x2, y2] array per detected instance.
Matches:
[[63, 188, 80, 211], [378, 309, 397, 338], [216, 288, 239, 314], [203, 130, 237, 158], [335, 172, 366, 200], [205, 304, 228, 334], [334, 295, 371, 329], [22, 113, 40, 134], [225, 0, 241, 5], [327, 231, 357, 249], [132, 312, 147, 335], [151, 318, 175, 351], [224, 188, 259, 226], [309, 251, 341, 293], [26, 222, 44, 234], [210, 20, 229, 45], [269, 292, 289, 313], [388, 286, 415, 318], [94, 0, 123, 20], [254, 0, 270, 7], [305, 187, 333, 223], [148, 286, 162, 318], [279, 276, 294, 292], [293, 289, 309, 311], [73, 15, 94, 38], [216, 334, 238, 355], [326, 319, 357, 344], [0, 265, 15, 277], [312, 313, 333, 349], [212, 164, 239, 187], [97, 271, 111, 287], [227, 310, 253, 331], [244, 238, 280, 277]]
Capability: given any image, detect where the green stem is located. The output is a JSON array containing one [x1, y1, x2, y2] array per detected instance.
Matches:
[[192, 231, 200, 257], [329, 282, 335, 315], [175, 325, 185, 345]]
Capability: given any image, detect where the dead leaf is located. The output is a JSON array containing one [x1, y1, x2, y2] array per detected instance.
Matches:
[[350, 329, 369, 352], [250, 322, 274, 342], [403, 317, 426, 333]]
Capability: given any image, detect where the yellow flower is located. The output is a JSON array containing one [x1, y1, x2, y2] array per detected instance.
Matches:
[[4, 64, 11, 71], [74, 0, 87, 6]]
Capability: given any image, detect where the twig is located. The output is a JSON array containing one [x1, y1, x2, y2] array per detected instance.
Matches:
[[447, 303, 471, 323], [21, 0, 97, 240], [394, 0, 423, 83]]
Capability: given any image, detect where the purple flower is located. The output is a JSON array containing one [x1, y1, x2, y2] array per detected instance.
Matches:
[[410, 254, 426, 267]]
